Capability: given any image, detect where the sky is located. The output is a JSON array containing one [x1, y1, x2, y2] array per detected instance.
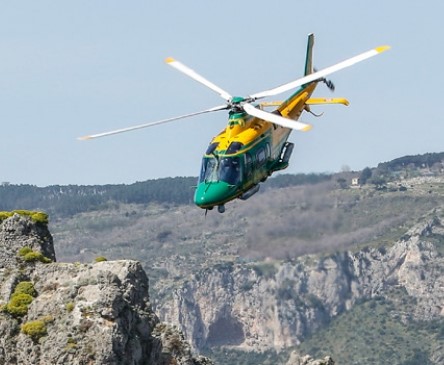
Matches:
[[1, 1, 443, 187]]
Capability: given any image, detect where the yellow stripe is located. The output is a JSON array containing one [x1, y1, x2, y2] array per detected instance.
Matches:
[[375, 45, 391, 53]]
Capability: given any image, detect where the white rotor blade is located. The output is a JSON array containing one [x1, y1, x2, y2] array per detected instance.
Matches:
[[243, 103, 311, 132], [165, 57, 233, 101], [250, 45, 390, 100], [78, 105, 228, 140]]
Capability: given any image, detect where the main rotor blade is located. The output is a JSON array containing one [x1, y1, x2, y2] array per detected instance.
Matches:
[[78, 105, 228, 140], [243, 103, 311, 131], [250, 45, 390, 100], [165, 57, 233, 101]]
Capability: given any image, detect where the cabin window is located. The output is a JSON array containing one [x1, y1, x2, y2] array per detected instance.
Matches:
[[256, 143, 270, 166], [256, 148, 266, 165], [245, 153, 253, 178]]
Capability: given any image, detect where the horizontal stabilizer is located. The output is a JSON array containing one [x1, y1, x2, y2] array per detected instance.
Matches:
[[306, 98, 349, 106]]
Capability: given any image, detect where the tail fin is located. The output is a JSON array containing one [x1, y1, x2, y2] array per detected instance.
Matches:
[[304, 33, 314, 76]]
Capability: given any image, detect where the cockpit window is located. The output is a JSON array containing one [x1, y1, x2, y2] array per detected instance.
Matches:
[[205, 142, 219, 155], [219, 157, 241, 185], [226, 142, 244, 154], [199, 156, 241, 185], [199, 157, 218, 182]]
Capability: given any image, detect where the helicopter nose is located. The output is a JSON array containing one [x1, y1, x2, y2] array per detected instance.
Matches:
[[194, 181, 235, 208]]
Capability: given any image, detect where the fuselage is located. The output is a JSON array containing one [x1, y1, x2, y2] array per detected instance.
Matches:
[[194, 82, 317, 209]]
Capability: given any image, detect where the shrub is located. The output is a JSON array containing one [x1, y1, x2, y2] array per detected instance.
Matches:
[[18, 246, 33, 257], [14, 281, 37, 297], [0, 211, 13, 222], [30, 212, 49, 224], [23, 251, 52, 264], [0, 210, 48, 224], [65, 302, 75, 312], [6, 293, 33, 317], [94, 256, 107, 263], [251, 262, 277, 279], [21, 320, 47, 341]]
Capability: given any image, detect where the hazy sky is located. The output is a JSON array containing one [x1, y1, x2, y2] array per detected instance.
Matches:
[[1, 1, 443, 186]]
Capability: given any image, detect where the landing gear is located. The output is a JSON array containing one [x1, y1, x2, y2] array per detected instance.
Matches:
[[217, 205, 226, 214], [239, 184, 260, 200]]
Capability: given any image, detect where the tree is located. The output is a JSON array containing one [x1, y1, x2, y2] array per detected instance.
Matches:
[[359, 167, 372, 185]]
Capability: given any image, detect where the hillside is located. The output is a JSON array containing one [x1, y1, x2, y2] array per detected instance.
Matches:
[[48, 175, 444, 365], [2, 152, 444, 364], [43, 177, 444, 365]]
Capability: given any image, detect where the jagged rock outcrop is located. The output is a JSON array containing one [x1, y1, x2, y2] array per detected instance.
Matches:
[[0, 213, 211, 365], [286, 351, 334, 365], [0, 212, 55, 268], [159, 211, 444, 355]]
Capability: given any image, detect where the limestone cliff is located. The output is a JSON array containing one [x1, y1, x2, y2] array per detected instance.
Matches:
[[158, 210, 444, 359], [0, 213, 211, 365]]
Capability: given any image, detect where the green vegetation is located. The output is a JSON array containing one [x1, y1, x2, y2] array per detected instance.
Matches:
[[0, 210, 48, 224], [94, 256, 107, 262], [296, 292, 441, 365], [13, 281, 37, 297], [18, 247, 52, 264], [4, 281, 37, 317], [21, 320, 47, 341], [65, 302, 75, 312], [18, 247, 32, 257], [23, 251, 52, 264], [378, 152, 444, 171], [250, 262, 277, 279], [204, 348, 284, 365], [0, 177, 197, 217], [0, 174, 333, 218], [5, 293, 33, 317]]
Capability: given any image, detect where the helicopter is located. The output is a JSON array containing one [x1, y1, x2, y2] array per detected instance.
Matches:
[[79, 34, 389, 213]]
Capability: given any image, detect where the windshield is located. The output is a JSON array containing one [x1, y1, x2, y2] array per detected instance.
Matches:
[[199, 157, 218, 182], [199, 156, 241, 185]]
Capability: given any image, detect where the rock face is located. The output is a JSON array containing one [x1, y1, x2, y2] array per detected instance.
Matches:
[[158, 211, 444, 353], [0, 213, 55, 268], [0, 213, 211, 365]]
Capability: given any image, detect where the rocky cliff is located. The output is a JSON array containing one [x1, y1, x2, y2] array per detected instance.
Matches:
[[158, 209, 444, 361], [0, 213, 212, 365]]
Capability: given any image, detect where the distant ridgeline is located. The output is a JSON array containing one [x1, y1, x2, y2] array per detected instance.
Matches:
[[0, 177, 197, 217], [377, 152, 444, 171], [2, 152, 443, 218], [0, 173, 331, 217]]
